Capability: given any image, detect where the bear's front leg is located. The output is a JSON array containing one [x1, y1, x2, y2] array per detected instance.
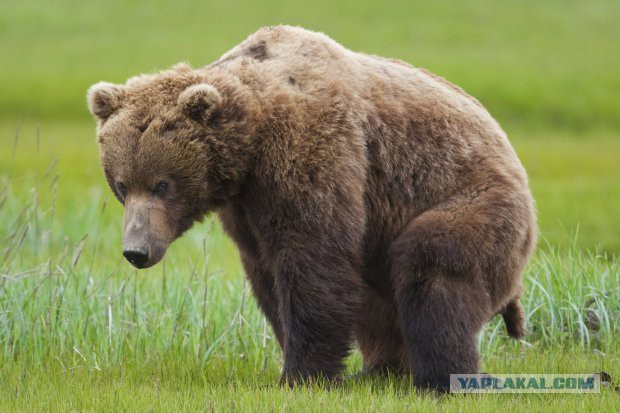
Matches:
[[274, 245, 364, 385]]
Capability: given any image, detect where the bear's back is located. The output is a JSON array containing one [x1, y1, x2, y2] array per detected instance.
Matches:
[[215, 26, 511, 148], [213, 26, 526, 192]]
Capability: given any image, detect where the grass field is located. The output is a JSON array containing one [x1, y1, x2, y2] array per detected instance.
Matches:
[[1, 166, 619, 410], [1, 0, 619, 411]]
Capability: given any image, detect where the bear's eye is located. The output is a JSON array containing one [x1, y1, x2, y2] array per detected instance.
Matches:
[[116, 182, 127, 199], [153, 180, 169, 196]]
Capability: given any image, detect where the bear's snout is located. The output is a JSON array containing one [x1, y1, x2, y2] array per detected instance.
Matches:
[[122, 195, 171, 269], [123, 246, 149, 269]]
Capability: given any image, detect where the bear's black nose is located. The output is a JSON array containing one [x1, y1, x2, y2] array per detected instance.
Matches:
[[123, 248, 149, 268]]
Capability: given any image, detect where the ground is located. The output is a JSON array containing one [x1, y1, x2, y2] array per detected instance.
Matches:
[[0, 0, 619, 411]]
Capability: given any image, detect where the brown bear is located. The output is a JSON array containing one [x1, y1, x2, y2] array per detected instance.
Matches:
[[87, 26, 536, 391]]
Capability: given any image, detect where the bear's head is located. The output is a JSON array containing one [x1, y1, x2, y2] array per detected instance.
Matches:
[[87, 65, 256, 269]]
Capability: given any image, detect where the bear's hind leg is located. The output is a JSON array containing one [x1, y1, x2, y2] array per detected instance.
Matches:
[[389, 184, 534, 391], [394, 269, 489, 391]]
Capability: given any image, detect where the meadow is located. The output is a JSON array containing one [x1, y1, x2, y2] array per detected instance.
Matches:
[[1, 0, 619, 411]]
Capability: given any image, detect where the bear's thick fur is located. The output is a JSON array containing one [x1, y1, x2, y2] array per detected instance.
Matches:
[[88, 26, 536, 391]]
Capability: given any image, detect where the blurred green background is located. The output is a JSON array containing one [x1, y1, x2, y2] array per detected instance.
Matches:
[[1, 0, 619, 254]]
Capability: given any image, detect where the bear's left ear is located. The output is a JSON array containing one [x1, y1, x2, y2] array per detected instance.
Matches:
[[87, 81, 125, 121], [178, 84, 222, 123]]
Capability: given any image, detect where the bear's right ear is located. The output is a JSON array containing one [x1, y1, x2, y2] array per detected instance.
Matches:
[[178, 84, 222, 123], [87, 82, 125, 121]]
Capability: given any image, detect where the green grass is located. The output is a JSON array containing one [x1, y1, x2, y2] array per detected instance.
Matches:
[[2, 352, 619, 411], [1, 161, 619, 411], [0, 0, 618, 130], [1, 0, 619, 410]]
